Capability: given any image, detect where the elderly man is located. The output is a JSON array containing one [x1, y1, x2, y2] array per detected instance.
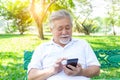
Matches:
[[28, 10, 100, 80]]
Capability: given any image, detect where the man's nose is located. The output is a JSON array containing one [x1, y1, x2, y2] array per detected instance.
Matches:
[[62, 29, 67, 34]]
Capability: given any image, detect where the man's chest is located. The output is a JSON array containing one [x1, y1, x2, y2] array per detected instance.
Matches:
[[41, 46, 86, 68]]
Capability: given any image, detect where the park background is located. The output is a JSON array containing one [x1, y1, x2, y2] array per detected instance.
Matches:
[[0, 0, 120, 80]]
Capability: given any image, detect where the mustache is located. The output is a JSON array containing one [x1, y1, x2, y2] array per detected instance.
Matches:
[[60, 35, 70, 37]]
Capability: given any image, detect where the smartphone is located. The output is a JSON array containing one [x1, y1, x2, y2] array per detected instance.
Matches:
[[66, 58, 78, 70]]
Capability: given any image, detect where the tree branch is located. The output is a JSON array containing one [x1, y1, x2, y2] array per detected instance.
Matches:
[[41, 0, 56, 21]]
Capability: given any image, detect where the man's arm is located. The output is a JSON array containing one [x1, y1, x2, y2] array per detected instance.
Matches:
[[63, 64, 100, 78], [80, 65, 100, 78], [28, 68, 55, 80], [28, 58, 65, 80]]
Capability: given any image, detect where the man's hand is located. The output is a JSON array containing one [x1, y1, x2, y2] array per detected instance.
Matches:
[[52, 58, 66, 74], [63, 63, 82, 76], [63, 64, 100, 78], [28, 58, 66, 80]]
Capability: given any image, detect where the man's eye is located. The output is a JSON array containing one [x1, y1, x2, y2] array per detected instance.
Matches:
[[66, 27, 70, 30], [66, 26, 71, 30], [57, 28, 62, 31]]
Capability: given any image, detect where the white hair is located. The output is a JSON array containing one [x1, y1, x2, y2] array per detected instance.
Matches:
[[49, 10, 73, 28]]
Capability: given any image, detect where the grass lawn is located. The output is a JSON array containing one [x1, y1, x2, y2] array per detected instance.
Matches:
[[0, 34, 120, 80]]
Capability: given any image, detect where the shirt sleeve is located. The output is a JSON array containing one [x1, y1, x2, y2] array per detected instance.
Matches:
[[84, 40, 101, 67], [27, 45, 44, 73]]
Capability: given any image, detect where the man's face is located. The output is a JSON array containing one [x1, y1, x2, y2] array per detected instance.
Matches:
[[50, 17, 72, 46]]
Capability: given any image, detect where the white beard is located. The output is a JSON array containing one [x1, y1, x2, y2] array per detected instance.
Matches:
[[59, 35, 70, 44]]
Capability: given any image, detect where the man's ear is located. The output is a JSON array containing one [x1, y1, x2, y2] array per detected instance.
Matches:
[[50, 28, 52, 32]]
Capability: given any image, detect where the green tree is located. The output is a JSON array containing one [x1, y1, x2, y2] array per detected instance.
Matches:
[[0, 0, 32, 34], [105, 0, 120, 35], [74, 18, 98, 35], [116, 16, 120, 27], [94, 17, 111, 35], [30, 0, 75, 40], [73, 0, 94, 35], [103, 17, 111, 35]]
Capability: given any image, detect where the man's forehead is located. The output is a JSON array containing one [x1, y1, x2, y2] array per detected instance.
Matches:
[[54, 19, 70, 25], [54, 23, 71, 28]]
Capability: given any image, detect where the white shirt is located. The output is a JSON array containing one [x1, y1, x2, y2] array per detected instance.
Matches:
[[28, 38, 100, 80]]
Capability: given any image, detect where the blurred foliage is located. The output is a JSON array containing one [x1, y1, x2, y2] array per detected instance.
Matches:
[[0, 0, 33, 34], [104, 0, 120, 35], [0, 0, 120, 36], [0, 34, 120, 79]]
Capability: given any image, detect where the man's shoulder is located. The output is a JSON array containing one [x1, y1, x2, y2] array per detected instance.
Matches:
[[40, 41, 52, 46], [72, 38, 87, 43]]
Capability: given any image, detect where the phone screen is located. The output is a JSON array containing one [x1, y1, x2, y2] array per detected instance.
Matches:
[[66, 58, 78, 70]]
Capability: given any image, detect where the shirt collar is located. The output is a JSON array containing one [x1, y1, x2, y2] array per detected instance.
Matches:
[[49, 38, 78, 48]]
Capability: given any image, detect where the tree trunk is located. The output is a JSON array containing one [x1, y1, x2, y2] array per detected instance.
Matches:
[[112, 25, 116, 35], [37, 20, 44, 40], [29, 0, 56, 40]]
